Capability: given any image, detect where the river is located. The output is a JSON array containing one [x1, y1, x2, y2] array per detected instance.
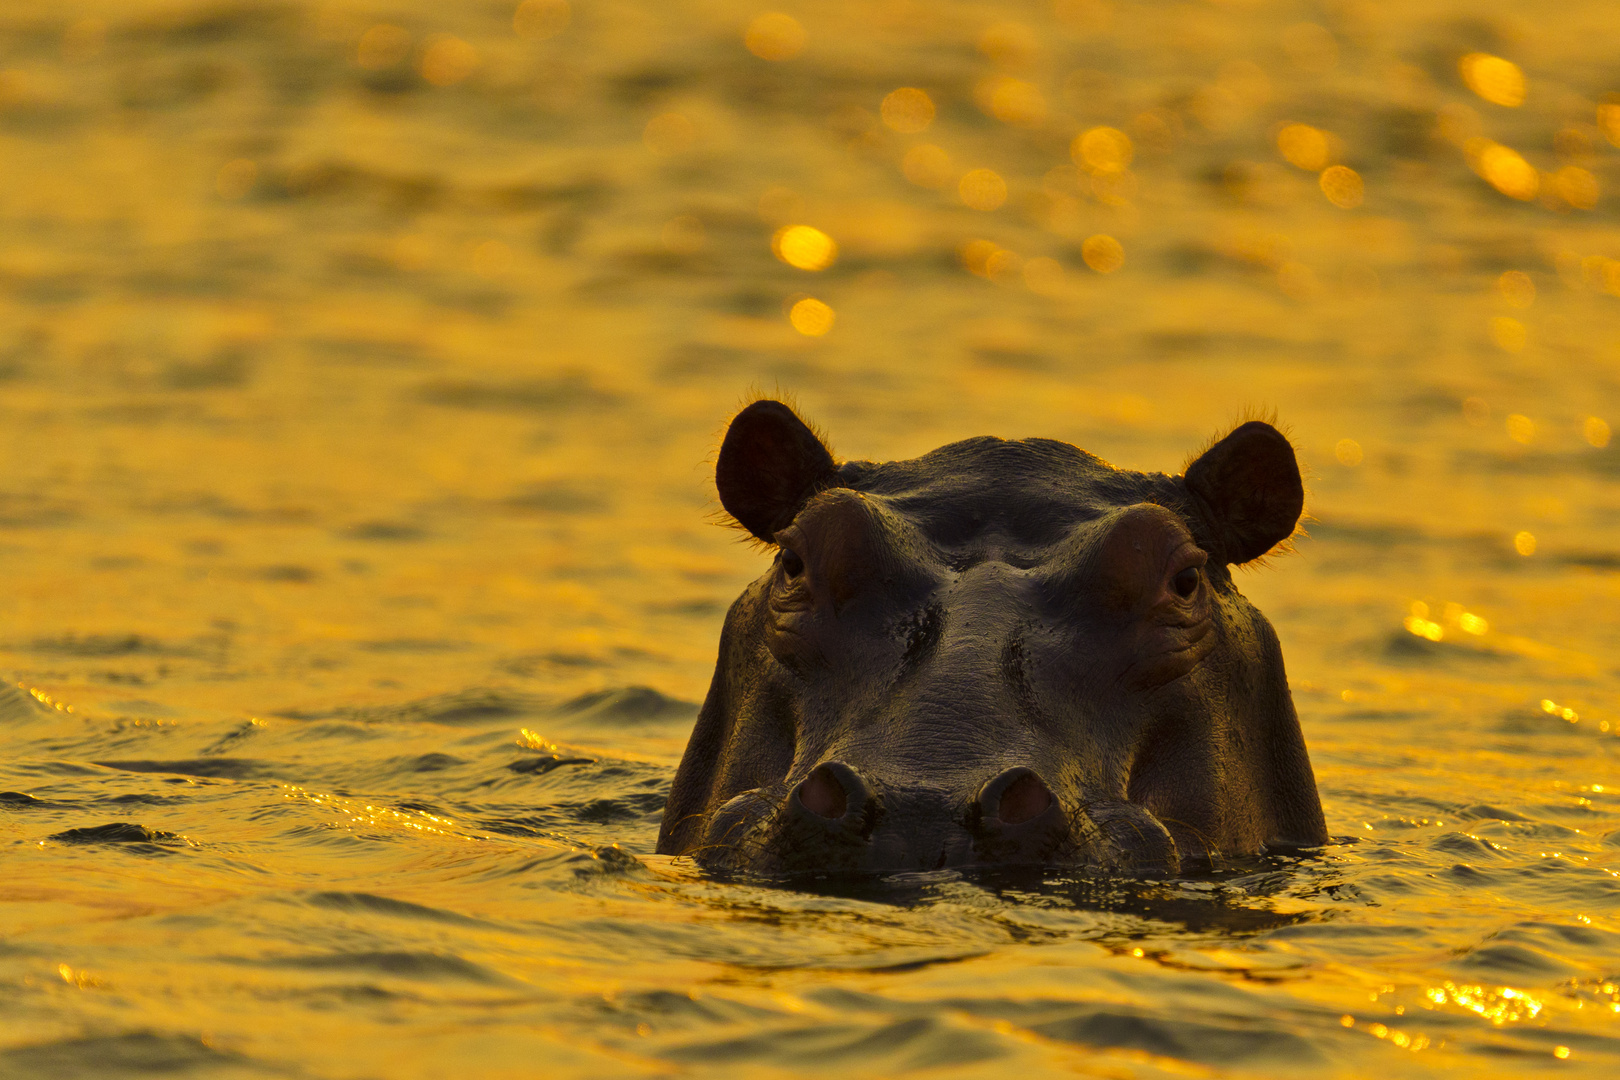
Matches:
[[2, 1, 1618, 1076]]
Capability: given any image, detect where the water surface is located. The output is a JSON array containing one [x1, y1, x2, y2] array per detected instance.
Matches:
[[2, 1, 1619, 1076]]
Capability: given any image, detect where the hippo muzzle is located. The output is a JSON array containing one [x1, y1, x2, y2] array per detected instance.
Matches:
[[699, 763, 1181, 875], [658, 401, 1329, 876]]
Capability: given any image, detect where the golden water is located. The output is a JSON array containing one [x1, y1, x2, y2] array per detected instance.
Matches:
[[2, 1, 1619, 1075]]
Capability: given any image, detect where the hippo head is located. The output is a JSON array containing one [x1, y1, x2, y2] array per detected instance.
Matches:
[[656, 400, 1328, 876]]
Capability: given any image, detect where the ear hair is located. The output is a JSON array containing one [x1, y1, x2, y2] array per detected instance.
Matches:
[[1180, 406, 1283, 474], [1183, 420, 1304, 565], [715, 399, 840, 543]]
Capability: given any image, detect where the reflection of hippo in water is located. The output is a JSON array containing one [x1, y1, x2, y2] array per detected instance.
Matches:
[[657, 400, 1328, 874]]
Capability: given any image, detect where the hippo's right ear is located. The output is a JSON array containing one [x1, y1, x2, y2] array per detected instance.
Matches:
[[716, 400, 840, 542], [1183, 421, 1303, 565]]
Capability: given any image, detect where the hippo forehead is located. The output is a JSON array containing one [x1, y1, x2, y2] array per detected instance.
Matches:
[[835, 436, 1181, 557]]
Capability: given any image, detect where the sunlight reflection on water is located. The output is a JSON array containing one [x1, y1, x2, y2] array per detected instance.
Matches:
[[0, 0, 1619, 1076]]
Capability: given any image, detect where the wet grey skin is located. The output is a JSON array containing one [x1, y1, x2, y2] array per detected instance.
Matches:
[[657, 400, 1329, 876]]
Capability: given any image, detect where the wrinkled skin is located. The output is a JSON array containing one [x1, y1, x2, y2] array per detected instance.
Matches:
[[657, 401, 1329, 875]]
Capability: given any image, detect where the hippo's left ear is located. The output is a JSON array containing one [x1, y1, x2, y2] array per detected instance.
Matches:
[[716, 399, 840, 542], [1183, 421, 1303, 565]]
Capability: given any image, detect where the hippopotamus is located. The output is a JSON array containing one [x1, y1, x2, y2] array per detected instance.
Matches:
[[656, 400, 1328, 875]]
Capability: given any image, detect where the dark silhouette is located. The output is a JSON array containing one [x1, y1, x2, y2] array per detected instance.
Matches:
[[659, 400, 1327, 874]]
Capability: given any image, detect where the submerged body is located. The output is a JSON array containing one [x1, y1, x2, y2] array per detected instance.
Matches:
[[658, 401, 1328, 874]]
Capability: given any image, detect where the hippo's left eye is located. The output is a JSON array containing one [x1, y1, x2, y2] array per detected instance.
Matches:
[[1172, 565, 1200, 598]]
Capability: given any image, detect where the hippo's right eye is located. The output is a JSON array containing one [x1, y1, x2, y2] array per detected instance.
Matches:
[[780, 548, 805, 578]]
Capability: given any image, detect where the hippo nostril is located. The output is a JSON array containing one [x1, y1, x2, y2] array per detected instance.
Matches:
[[796, 763, 848, 819], [969, 767, 1066, 865], [977, 766, 1055, 828], [998, 772, 1052, 824]]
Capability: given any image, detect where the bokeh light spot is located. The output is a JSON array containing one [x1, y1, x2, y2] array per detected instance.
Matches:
[[1497, 271, 1535, 308], [1553, 166, 1599, 209], [1553, 126, 1593, 160], [959, 169, 1008, 211], [788, 297, 834, 335], [902, 144, 952, 188], [979, 77, 1046, 128], [1131, 111, 1176, 153], [357, 24, 411, 70], [1081, 234, 1124, 274], [1470, 141, 1539, 200], [514, 0, 571, 40], [1335, 439, 1363, 466], [1462, 397, 1491, 425], [745, 13, 806, 61], [1277, 124, 1331, 171], [421, 36, 479, 87], [1460, 53, 1526, 107], [772, 225, 838, 270], [644, 113, 696, 155], [958, 241, 1022, 283], [1319, 165, 1363, 208], [960, 239, 999, 278], [983, 249, 1021, 282], [1074, 127, 1133, 173], [1514, 531, 1536, 556], [881, 88, 935, 134], [1490, 317, 1527, 353], [1584, 416, 1611, 448], [1506, 413, 1535, 444], [216, 159, 257, 200], [1404, 603, 1443, 640]]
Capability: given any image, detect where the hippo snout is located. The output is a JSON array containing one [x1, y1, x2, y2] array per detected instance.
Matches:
[[699, 761, 1180, 875]]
